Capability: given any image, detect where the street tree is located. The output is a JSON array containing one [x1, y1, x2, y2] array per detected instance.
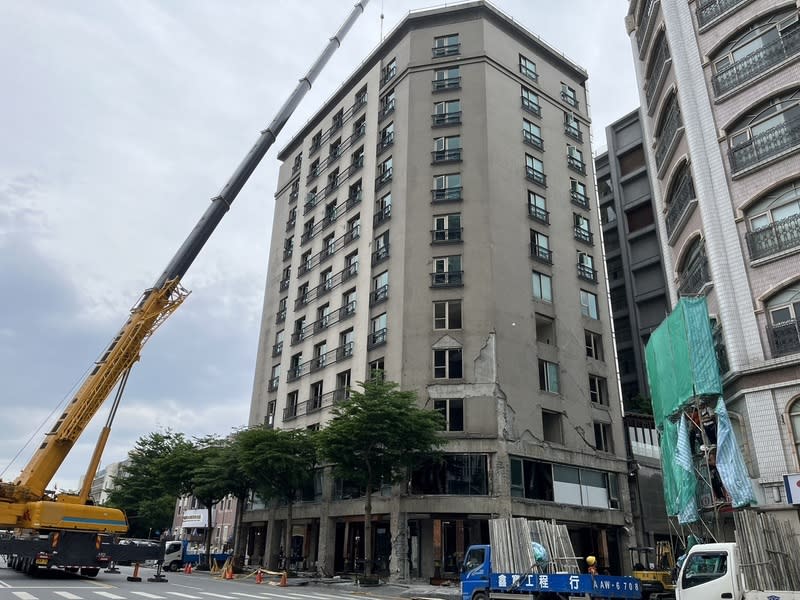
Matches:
[[316, 375, 444, 576], [188, 436, 232, 567], [237, 426, 318, 570], [218, 429, 257, 568]]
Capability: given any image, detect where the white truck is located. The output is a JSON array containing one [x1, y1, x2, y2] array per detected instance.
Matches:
[[676, 542, 800, 600]]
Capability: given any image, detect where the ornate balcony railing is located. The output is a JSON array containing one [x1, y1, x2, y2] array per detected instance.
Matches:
[[768, 319, 800, 357], [644, 40, 671, 107], [713, 27, 800, 96], [678, 252, 711, 296], [729, 116, 800, 173], [665, 174, 696, 238], [697, 0, 748, 28], [746, 213, 800, 261], [655, 106, 682, 169], [635, 0, 659, 54]]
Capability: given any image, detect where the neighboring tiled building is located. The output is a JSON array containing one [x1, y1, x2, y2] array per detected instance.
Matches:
[[246, 1, 635, 579], [79, 459, 130, 506], [626, 0, 800, 530], [595, 109, 671, 547], [169, 494, 238, 553]]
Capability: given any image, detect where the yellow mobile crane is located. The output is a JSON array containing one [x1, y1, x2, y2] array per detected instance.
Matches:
[[0, 1, 368, 577]]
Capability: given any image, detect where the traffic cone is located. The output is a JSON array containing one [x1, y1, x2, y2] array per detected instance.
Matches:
[[127, 562, 142, 582], [279, 570, 287, 587], [255, 569, 263, 584], [224, 564, 234, 580]]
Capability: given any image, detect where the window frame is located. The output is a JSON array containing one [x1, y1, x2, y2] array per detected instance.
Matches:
[[538, 359, 560, 393]]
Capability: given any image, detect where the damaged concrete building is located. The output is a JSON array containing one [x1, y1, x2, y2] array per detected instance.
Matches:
[[246, 0, 634, 579]]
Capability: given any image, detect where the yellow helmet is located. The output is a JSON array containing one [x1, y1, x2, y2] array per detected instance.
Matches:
[[586, 555, 597, 566]]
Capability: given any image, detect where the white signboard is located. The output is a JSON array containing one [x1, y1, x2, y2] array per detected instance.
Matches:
[[181, 509, 211, 529], [783, 473, 800, 504]]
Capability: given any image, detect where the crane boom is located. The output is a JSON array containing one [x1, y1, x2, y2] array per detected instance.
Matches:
[[1, 0, 369, 524]]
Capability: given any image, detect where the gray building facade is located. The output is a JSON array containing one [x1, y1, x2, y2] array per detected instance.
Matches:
[[248, 1, 634, 579]]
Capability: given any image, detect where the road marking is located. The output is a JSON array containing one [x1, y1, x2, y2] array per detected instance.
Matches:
[[129, 594, 165, 600], [199, 594, 236, 599], [165, 593, 201, 599], [95, 593, 126, 600], [55, 593, 84, 600], [229, 594, 270, 598], [12, 593, 38, 600]]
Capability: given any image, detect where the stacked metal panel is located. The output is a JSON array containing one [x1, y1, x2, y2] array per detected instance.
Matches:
[[734, 510, 800, 591], [487, 517, 579, 574]]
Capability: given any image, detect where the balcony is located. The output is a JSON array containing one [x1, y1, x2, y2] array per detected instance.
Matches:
[[432, 77, 461, 92], [697, 0, 748, 28], [561, 91, 579, 109], [368, 328, 388, 349], [276, 308, 286, 324], [522, 129, 544, 151], [635, 0, 659, 56], [678, 253, 711, 296], [431, 228, 463, 244], [338, 301, 357, 320], [567, 155, 587, 175], [380, 65, 397, 87], [377, 133, 394, 154], [521, 97, 542, 117], [432, 43, 460, 58], [564, 124, 583, 143], [432, 112, 462, 127], [272, 341, 283, 357], [655, 106, 682, 170], [528, 204, 550, 225], [574, 227, 594, 246], [294, 293, 310, 310], [283, 388, 350, 421], [430, 271, 463, 287], [645, 41, 671, 108], [432, 148, 462, 163], [571, 190, 590, 210], [290, 329, 306, 345], [378, 99, 395, 121], [289, 342, 354, 383], [283, 248, 293, 261], [279, 277, 290, 292], [342, 263, 358, 282], [577, 263, 598, 283], [713, 27, 800, 96], [768, 319, 800, 357], [525, 165, 547, 188], [372, 244, 390, 265], [374, 205, 391, 227], [432, 187, 463, 203], [665, 174, 696, 240], [375, 168, 393, 190], [530, 243, 553, 264], [267, 376, 279, 392], [746, 213, 800, 261], [369, 284, 389, 306], [729, 116, 800, 174]]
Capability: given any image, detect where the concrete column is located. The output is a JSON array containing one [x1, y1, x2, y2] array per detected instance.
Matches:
[[264, 507, 282, 570]]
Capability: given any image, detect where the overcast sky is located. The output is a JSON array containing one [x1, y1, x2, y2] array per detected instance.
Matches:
[[0, 1, 638, 493]]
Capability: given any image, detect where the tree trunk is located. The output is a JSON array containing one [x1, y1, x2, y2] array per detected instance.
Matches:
[[232, 495, 246, 567], [364, 482, 373, 576], [205, 504, 213, 567], [284, 501, 293, 572]]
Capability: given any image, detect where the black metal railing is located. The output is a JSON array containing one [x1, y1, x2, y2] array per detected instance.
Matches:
[[286, 217, 296, 232], [272, 341, 283, 356], [565, 125, 583, 143], [528, 204, 550, 225], [697, 0, 748, 27], [432, 187, 463, 202], [294, 264, 358, 310], [519, 63, 538, 82], [678, 252, 711, 295], [729, 116, 800, 173], [432, 112, 462, 126], [283, 387, 350, 421], [561, 91, 579, 109], [268, 376, 279, 392], [375, 168, 392, 190], [530, 242, 553, 264], [768, 319, 800, 357], [369, 285, 389, 306], [430, 271, 463, 287], [711, 321, 729, 374], [368, 328, 388, 349], [523, 129, 544, 150], [567, 155, 587, 175], [432, 43, 460, 58], [746, 213, 800, 260], [432, 228, 463, 244], [380, 65, 397, 86], [665, 174, 696, 238], [276, 308, 286, 324], [655, 106, 682, 169], [287, 341, 354, 382], [371, 244, 390, 265], [645, 40, 671, 106], [635, 0, 659, 54], [432, 77, 461, 91], [577, 263, 598, 283], [713, 27, 800, 96], [374, 205, 391, 226], [377, 132, 394, 154], [432, 148, 462, 163], [283, 247, 293, 261], [378, 99, 396, 121], [574, 227, 594, 245], [279, 277, 290, 292], [571, 190, 590, 210], [521, 96, 542, 117], [525, 165, 547, 187]]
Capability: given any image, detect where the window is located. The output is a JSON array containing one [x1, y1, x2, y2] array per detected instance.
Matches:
[[269, 364, 280, 391], [371, 270, 389, 305], [344, 250, 359, 277], [571, 178, 589, 209], [535, 314, 555, 345], [434, 300, 462, 330], [312, 341, 327, 371], [528, 191, 549, 224], [433, 135, 462, 162], [348, 179, 363, 203], [277, 297, 287, 322], [339, 328, 354, 358], [589, 375, 608, 405], [289, 180, 299, 202], [292, 153, 302, 174], [681, 551, 729, 590], [381, 58, 396, 85], [351, 145, 365, 170], [370, 313, 387, 348], [410, 454, 488, 495], [521, 86, 541, 116], [377, 156, 393, 188], [433, 213, 462, 243], [354, 85, 367, 108], [729, 89, 800, 172], [317, 303, 331, 329], [433, 99, 461, 126], [369, 357, 385, 379], [289, 353, 302, 380], [346, 214, 360, 241], [379, 88, 396, 119], [341, 287, 357, 316], [525, 154, 546, 186], [273, 330, 284, 356], [372, 230, 390, 264], [293, 315, 307, 343], [578, 252, 596, 282], [286, 206, 297, 230], [530, 230, 552, 264], [519, 54, 538, 81], [321, 233, 335, 259], [567, 145, 586, 174], [286, 390, 299, 419], [310, 380, 324, 411], [564, 112, 582, 142], [433, 66, 461, 91], [523, 119, 543, 150], [585, 330, 603, 360], [302, 218, 314, 242], [580, 290, 599, 319], [320, 268, 334, 293], [375, 192, 392, 226], [433, 173, 462, 201], [542, 410, 563, 444], [538, 360, 559, 393], [331, 108, 344, 131], [510, 457, 617, 507], [336, 369, 351, 400], [433, 33, 460, 57], [434, 348, 463, 379], [532, 271, 553, 304], [766, 288, 800, 356], [378, 121, 394, 152], [574, 213, 593, 244], [265, 400, 276, 427], [283, 235, 294, 260], [432, 255, 463, 286], [280, 265, 291, 290], [561, 83, 579, 107], [434, 398, 464, 431]]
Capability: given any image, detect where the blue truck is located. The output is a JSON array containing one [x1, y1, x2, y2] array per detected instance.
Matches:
[[461, 544, 642, 600], [163, 540, 230, 571]]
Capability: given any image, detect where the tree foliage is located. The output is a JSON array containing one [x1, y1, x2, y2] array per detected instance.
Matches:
[[316, 376, 444, 575]]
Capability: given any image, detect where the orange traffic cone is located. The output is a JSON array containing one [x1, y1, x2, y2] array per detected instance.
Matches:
[[224, 565, 234, 580], [255, 569, 263, 584], [279, 571, 288, 587]]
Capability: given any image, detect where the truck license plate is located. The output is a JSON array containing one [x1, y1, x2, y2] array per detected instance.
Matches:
[[35, 558, 48, 565]]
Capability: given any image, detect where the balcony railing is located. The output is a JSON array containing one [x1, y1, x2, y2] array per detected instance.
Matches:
[[432, 112, 462, 126], [523, 129, 544, 151], [369, 284, 389, 306], [279, 277, 290, 292], [729, 116, 800, 173], [372, 244, 390, 265], [567, 155, 587, 175], [432, 187, 463, 202], [713, 27, 800, 96], [521, 97, 542, 117], [530, 242, 553, 264], [665, 174, 696, 239], [574, 227, 594, 245], [432, 77, 461, 91], [375, 168, 393, 190], [564, 125, 583, 143], [432, 148, 462, 163], [635, 0, 659, 54], [432, 228, 463, 244], [655, 106, 682, 169], [377, 132, 394, 154], [711, 321, 729, 375], [645, 40, 671, 107], [374, 205, 391, 226], [561, 91, 579, 109], [288, 341, 354, 382], [697, 0, 748, 28], [528, 204, 550, 225], [380, 65, 397, 86], [430, 271, 463, 287], [768, 319, 800, 357], [525, 165, 547, 187], [519, 63, 538, 82], [577, 263, 598, 283], [378, 99, 396, 121], [432, 43, 460, 58], [267, 376, 279, 392], [276, 308, 286, 324], [282, 387, 350, 421], [289, 189, 298, 203], [571, 190, 590, 210], [272, 341, 283, 356], [678, 252, 711, 296], [368, 328, 388, 350], [283, 248, 293, 261], [285, 217, 296, 232], [746, 213, 800, 261]]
